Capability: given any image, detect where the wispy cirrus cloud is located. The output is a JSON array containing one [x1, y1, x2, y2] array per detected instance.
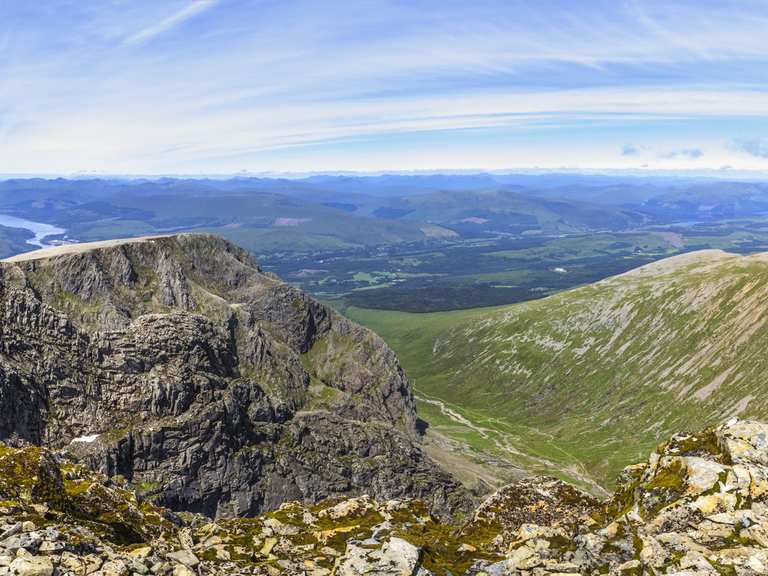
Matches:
[[3, 0, 768, 174], [124, 0, 218, 45]]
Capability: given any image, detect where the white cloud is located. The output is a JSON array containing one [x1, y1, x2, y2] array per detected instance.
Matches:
[[732, 139, 768, 159], [659, 148, 703, 160], [3, 86, 764, 173], [124, 0, 218, 45]]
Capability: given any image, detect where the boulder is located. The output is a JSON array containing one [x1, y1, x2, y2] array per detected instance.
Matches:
[[8, 556, 52, 576]]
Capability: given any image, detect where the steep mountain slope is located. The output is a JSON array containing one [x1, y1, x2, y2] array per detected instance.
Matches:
[[347, 249, 768, 491], [0, 234, 465, 518]]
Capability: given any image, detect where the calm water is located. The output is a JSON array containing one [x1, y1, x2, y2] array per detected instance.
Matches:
[[0, 214, 66, 246]]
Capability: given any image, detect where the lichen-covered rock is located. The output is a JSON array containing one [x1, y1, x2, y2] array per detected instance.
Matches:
[[461, 477, 600, 553], [0, 447, 486, 575], [8, 556, 53, 576], [335, 537, 421, 575], [1, 419, 768, 574], [499, 418, 768, 575], [0, 234, 466, 518]]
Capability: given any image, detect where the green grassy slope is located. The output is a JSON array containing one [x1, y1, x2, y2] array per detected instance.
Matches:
[[389, 189, 647, 233], [345, 249, 768, 491]]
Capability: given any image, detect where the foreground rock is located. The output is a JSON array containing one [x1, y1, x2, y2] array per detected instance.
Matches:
[[2, 418, 767, 574], [0, 234, 465, 517], [500, 417, 768, 575], [0, 443, 486, 575]]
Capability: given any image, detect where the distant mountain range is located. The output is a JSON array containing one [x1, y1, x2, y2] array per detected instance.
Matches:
[[2, 175, 768, 259]]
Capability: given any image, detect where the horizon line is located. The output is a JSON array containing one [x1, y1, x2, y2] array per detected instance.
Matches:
[[2, 167, 768, 182]]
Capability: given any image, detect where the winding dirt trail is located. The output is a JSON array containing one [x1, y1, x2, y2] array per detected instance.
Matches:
[[415, 391, 609, 497]]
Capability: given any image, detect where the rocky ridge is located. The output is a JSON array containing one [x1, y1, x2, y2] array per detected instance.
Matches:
[[0, 234, 465, 518], [1, 418, 768, 574]]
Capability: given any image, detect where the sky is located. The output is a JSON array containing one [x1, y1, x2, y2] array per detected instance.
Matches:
[[2, 0, 768, 175]]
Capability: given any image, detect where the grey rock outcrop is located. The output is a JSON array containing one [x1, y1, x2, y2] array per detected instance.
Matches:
[[497, 418, 768, 575], [0, 234, 465, 518], [2, 418, 768, 574]]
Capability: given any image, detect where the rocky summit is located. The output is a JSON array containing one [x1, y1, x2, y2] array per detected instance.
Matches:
[[1, 418, 768, 574], [0, 234, 465, 518]]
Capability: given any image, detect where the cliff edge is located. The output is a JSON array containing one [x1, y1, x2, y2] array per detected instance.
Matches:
[[0, 234, 465, 518]]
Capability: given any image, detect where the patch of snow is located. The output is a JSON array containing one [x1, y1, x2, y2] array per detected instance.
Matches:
[[71, 434, 99, 444]]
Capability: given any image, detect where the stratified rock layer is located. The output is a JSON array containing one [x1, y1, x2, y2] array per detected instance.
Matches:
[[0, 234, 464, 518]]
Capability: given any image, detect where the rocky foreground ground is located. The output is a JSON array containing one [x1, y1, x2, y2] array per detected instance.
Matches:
[[1, 418, 768, 575]]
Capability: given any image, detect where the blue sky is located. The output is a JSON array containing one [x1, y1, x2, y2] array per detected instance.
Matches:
[[2, 0, 768, 175]]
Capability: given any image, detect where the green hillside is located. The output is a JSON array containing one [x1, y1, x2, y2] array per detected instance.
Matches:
[[70, 193, 456, 253], [390, 189, 646, 233], [345, 249, 768, 493]]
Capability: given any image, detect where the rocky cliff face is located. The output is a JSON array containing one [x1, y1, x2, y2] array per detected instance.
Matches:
[[0, 234, 465, 518], [0, 419, 766, 575]]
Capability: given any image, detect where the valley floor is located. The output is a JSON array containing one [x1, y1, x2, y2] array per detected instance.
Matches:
[[344, 305, 621, 495]]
